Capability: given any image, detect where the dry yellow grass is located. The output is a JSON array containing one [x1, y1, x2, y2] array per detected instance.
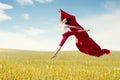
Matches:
[[0, 49, 120, 80]]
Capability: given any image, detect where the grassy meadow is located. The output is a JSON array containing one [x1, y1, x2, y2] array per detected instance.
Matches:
[[0, 49, 120, 80]]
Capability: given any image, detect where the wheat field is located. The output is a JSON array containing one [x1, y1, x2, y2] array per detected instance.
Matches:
[[0, 49, 120, 80]]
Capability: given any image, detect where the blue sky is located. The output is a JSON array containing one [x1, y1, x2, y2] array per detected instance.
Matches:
[[0, 0, 120, 51]]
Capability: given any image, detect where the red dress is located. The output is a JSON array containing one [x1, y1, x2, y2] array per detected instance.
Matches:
[[59, 23, 81, 47], [60, 9, 110, 57]]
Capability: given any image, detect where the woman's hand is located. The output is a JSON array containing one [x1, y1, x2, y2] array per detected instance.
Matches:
[[86, 29, 90, 31], [78, 29, 90, 32]]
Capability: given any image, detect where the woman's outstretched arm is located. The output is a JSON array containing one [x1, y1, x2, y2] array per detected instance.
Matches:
[[68, 25, 82, 30]]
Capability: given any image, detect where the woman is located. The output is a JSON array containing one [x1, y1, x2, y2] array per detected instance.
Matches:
[[51, 18, 90, 59]]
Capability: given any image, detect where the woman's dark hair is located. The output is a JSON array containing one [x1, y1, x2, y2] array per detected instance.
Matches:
[[65, 18, 71, 24]]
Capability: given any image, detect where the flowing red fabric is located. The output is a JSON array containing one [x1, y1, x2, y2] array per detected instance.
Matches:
[[60, 9, 110, 57]]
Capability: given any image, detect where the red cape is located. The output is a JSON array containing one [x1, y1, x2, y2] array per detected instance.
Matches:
[[60, 9, 110, 57]]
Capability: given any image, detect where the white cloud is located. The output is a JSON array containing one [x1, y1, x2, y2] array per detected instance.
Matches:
[[0, 3, 13, 21], [0, 3, 13, 10], [35, 0, 53, 3], [15, 0, 53, 6], [22, 27, 48, 36], [78, 9, 120, 50], [21, 13, 30, 20], [0, 31, 56, 51], [15, 0, 34, 6], [0, 31, 36, 50], [103, 0, 120, 11], [0, 11, 12, 21]]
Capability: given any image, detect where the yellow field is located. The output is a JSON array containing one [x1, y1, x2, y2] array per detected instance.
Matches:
[[0, 49, 120, 80]]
